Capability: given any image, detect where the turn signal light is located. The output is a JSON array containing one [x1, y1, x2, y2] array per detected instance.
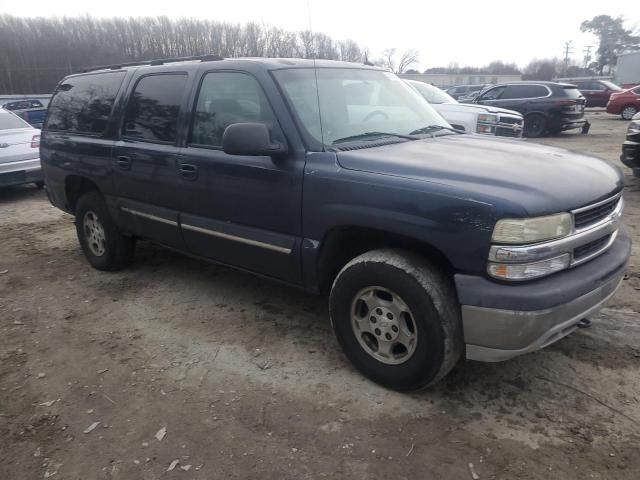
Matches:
[[31, 135, 40, 149]]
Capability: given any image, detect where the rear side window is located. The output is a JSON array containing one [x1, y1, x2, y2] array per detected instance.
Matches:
[[0, 112, 30, 130], [46, 72, 125, 134], [122, 74, 187, 144], [190, 72, 280, 148], [501, 84, 549, 99], [562, 86, 584, 99]]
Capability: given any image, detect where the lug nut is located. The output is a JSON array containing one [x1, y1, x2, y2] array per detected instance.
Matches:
[[374, 328, 381, 336], [370, 317, 377, 323], [391, 325, 398, 332], [376, 308, 383, 315], [385, 333, 392, 340], [387, 313, 393, 320]]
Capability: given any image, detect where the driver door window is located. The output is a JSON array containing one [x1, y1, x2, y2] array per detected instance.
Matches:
[[190, 72, 281, 148], [479, 86, 505, 101]]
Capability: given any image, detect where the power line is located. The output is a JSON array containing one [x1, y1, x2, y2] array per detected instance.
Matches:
[[562, 40, 574, 75]]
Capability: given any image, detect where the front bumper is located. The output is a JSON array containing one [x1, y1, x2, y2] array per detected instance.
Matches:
[[456, 226, 631, 362], [0, 158, 42, 187]]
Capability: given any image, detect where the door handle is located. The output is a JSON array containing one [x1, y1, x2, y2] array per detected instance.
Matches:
[[117, 156, 131, 170], [179, 163, 198, 180]]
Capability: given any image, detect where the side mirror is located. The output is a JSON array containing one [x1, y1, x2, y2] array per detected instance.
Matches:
[[222, 123, 287, 156]]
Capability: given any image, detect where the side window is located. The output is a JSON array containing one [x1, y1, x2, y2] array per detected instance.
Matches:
[[122, 74, 187, 144], [480, 86, 505, 100], [633, 87, 640, 95], [501, 85, 548, 99], [45, 72, 125, 134], [190, 72, 280, 148]]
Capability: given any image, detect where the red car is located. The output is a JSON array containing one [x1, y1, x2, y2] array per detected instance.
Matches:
[[607, 86, 640, 120]]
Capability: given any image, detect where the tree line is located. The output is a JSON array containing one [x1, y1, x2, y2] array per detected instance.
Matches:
[[0, 15, 368, 94]]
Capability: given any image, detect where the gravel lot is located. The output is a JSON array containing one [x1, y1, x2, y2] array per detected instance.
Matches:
[[1, 112, 639, 479]]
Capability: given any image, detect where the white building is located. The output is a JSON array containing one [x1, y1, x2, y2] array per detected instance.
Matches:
[[398, 73, 522, 89]]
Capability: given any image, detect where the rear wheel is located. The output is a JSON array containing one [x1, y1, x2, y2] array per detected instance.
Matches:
[[75, 192, 135, 271], [524, 114, 547, 138], [622, 105, 638, 121], [329, 249, 463, 391]]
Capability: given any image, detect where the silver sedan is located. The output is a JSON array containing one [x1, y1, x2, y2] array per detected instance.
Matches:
[[0, 107, 43, 188]]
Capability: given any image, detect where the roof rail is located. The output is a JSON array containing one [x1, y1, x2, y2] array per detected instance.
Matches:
[[80, 54, 224, 73]]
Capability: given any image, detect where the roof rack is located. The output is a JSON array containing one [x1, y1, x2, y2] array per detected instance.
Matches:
[[80, 54, 224, 73]]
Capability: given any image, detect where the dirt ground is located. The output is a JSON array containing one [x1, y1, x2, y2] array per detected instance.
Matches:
[[1, 111, 639, 480]]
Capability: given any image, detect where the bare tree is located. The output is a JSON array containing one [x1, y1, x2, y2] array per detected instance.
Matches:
[[397, 49, 420, 74], [0, 15, 366, 94], [378, 48, 420, 74]]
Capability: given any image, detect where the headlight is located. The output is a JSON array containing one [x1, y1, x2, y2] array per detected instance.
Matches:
[[478, 113, 498, 123], [488, 254, 571, 281], [491, 213, 572, 244]]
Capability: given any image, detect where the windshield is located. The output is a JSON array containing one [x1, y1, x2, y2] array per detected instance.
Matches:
[[273, 68, 450, 149], [601, 80, 622, 91], [0, 111, 31, 130], [406, 81, 457, 104]]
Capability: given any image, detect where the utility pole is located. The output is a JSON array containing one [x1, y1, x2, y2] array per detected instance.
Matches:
[[562, 41, 573, 77], [583, 45, 593, 74]]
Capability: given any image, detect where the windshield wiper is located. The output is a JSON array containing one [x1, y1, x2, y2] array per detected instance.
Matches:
[[409, 125, 464, 135], [332, 131, 418, 145]]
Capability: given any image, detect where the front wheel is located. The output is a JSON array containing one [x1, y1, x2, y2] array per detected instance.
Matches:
[[329, 249, 463, 391], [75, 192, 135, 271], [524, 114, 547, 138], [622, 105, 638, 121]]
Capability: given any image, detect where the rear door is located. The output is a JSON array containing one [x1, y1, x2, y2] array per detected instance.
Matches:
[[112, 72, 190, 248], [177, 68, 305, 283]]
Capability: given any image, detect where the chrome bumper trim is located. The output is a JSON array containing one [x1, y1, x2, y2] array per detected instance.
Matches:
[[463, 272, 624, 362], [0, 157, 41, 174]]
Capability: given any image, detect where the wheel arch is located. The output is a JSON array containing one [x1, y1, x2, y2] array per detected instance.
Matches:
[[65, 175, 101, 213], [316, 225, 455, 295]]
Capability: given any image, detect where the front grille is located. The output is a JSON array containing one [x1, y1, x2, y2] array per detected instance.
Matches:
[[574, 197, 620, 229], [499, 116, 521, 125], [573, 234, 611, 260], [496, 127, 521, 138]]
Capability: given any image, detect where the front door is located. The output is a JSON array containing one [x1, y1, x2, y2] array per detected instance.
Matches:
[[112, 72, 189, 248], [178, 70, 305, 283]]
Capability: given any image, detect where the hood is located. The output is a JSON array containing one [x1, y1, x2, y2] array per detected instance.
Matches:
[[432, 103, 522, 117], [336, 135, 623, 217]]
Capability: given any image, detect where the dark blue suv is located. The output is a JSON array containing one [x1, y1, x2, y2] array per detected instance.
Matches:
[[41, 57, 630, 390]]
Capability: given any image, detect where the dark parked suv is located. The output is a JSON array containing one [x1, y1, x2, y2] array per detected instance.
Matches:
[[41, 57, 630, 391], [473, 81, 587, 137]]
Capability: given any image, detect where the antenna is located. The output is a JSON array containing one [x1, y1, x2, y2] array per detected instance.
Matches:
[[307, 0, 325, 149]]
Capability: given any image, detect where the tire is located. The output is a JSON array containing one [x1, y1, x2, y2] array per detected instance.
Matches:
[[621, 105, 638, 121], [524, 114, 547, 138], [329, 249, 463, 391], [74, 192, 135, 271]]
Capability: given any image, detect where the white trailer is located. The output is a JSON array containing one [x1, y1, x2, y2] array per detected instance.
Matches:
[[616, 51, 640, 88]]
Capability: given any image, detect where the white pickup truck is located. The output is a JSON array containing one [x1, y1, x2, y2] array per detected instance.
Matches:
[[406, 80, 524, 138]]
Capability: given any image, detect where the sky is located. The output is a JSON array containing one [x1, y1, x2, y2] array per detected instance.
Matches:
[[1, 0, 637, 70]]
